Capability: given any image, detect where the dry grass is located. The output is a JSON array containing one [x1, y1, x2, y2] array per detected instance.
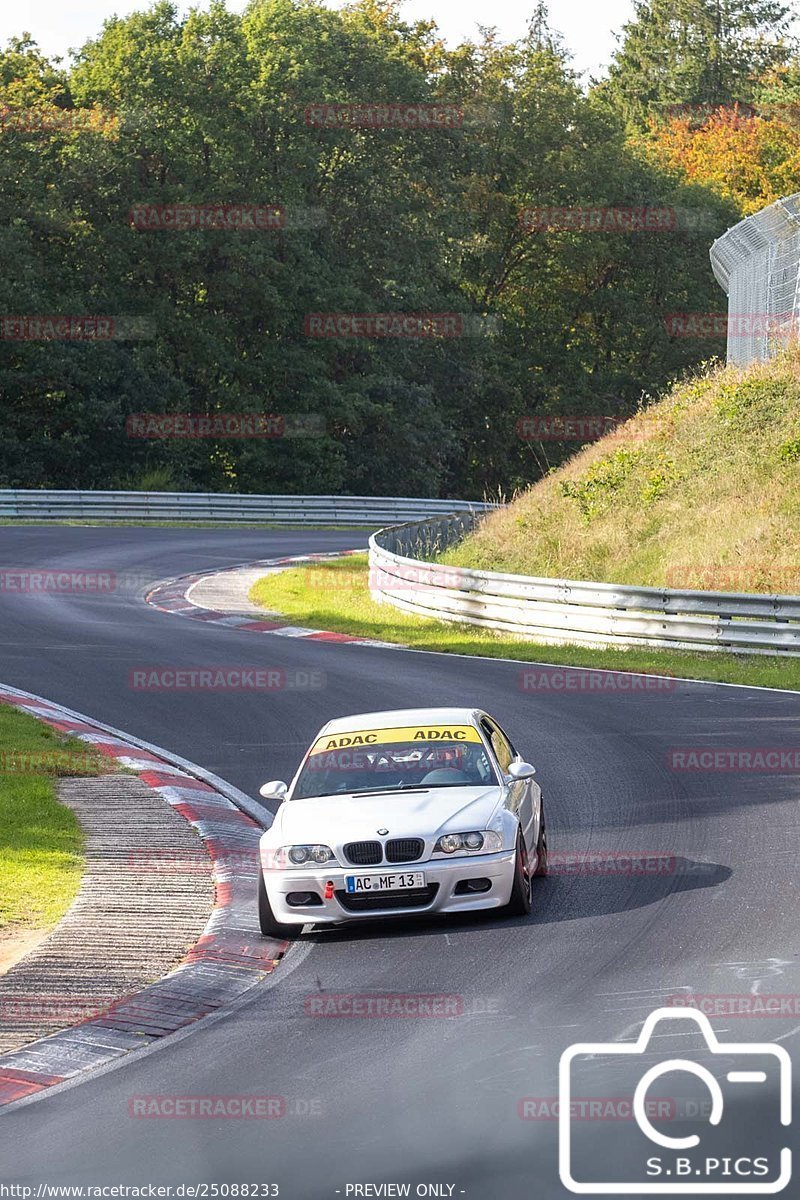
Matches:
[[443, 349, 800, 594], [0, 704, 107, 933]]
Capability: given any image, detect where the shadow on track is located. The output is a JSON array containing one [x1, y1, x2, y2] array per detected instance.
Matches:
[[303, 857, 731, 943]]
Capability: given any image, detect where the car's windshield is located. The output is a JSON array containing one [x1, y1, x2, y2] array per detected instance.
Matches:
[[293, 724, 497, 798]]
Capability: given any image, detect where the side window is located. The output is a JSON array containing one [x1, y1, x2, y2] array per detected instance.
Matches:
[[481, 718, 514, 774]]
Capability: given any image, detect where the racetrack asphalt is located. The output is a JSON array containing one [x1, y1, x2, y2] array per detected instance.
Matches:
[[0, 526, 798, 1199]]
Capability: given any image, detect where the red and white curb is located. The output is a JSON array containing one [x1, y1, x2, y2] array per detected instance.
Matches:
[[145, 550, 400, 648], [0, 684, 283, 1109]]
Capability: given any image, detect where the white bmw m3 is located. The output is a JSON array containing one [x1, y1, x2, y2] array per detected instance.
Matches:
[[256, 707, 547, 938]]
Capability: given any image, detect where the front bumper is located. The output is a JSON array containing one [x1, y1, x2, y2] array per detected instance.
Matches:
[[262, 849, 517, 924]]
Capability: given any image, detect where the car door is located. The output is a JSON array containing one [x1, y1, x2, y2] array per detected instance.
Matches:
[[481, 716, 539, 858]]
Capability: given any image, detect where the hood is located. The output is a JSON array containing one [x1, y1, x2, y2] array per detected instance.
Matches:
[[268, 785, 502, 846]]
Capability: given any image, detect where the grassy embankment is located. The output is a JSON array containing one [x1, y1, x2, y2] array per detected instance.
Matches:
[[0, 704, 106, 942], [249, 351, 800, 691]]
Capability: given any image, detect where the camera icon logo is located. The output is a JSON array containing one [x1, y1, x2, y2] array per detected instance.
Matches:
[[559, 1006, 792, 1193]]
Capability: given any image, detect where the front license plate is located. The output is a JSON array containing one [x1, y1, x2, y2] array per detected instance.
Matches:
[[345, 871, 426, 893]]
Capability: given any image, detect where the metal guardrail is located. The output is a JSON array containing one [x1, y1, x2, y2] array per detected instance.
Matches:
[[710, 192, 800, 366], [0, 490, 494, 526], [369, 516, 800, 656]]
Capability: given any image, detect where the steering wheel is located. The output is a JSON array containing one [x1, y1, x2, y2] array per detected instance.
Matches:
[[419, 767, 473, 785]]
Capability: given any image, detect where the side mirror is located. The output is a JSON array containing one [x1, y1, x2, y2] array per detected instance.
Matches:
[[260, 780, 288, 801], [507, 761, 536, 781]]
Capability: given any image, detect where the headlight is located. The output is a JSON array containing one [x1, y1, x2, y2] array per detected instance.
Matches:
[[433, 830, 503, 855], [263, 844, 338, 869]]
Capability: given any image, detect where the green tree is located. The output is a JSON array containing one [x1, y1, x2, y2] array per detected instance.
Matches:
[[599, 0, 794, 129], [0, 2, 741, 498]]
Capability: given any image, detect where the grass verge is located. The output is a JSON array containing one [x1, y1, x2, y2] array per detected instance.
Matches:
[[443, 350, 800, 591], [249, 555, 799, 692], [0, 704, 107, 934]]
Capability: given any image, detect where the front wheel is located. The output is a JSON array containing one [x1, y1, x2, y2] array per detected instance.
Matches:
[[258, 871, 303, 940], [504, 833, 532, 917], [533, 801, 548, 877]]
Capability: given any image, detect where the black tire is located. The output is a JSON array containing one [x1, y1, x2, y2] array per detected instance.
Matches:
[[257, 871, 303, 940], [505, 832, 532, 917], [533, 801, 548, 877]]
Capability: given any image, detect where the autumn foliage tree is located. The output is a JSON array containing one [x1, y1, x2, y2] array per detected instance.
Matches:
[[642, 106, 800, 213]]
